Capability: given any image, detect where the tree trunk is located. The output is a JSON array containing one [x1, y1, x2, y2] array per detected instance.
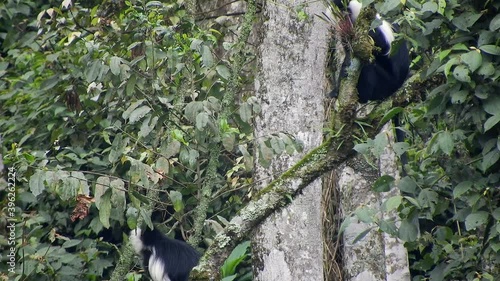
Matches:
[[252, 1, 329, 280], [338, 123, 410, 281]]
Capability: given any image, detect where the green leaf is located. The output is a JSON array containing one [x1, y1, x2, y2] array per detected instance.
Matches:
[[95, 176, 110, 206], [484, 114, 500, 132], [477, 62, 496, 77], [492, 208, 500, 220], [372, 131, 388, 157], [461, 51, 482, 72], [338, 216, 352, 235], [450, 90, 468, 104], [40, 75, 59, 91], [169, 191, 184, 212], [453, 181, 472, 198], [122, 99, 145, 120], [216, 65, 231, 80], [451, 12, 482, 31], [418, 189, 439, 213], [61, 174, 81, 200], [353, 227, 373, 244], [110, 56, 121, 75], [380, 0, 401, 14], [111, 179, 126, 213], [141, 209, 154, 230], [238, 145, 253, 171], [190, 38, 203, 50], [155, 157, 170, 175], [421, 2, 438, 13], [258, 141, 273, 168], [108, 133, 126, 163], [85, 60, 102, 82], [438, 131, 454, 155], [126, 74, 137, 96], [130, 190, 150, 206], [481, 149, 500, 172], [393, 142, 409, 157], [221, 241, 250, 277], [201, 45, 214, 67], [355, 207, 375, 223], [126, 207, 139, 229], [29, 170, 46, 197], [196, 112, 209, 130], [380, 107, 403, 124], [270, 136, 285, 155], [184, 101, 204, 123], [465, 211, 489, 230], [383, 195, 403, 212], [398, 176, 418, 195], [452, 65, 470, 82], [222, 133, 235, 151], [98, 189, 112, 228], [429, 263, 446, 281], [239, 103, 252, 123], [480, 45, 500, 55], [128, 105, 151, 124], [482, 95, 500, 115], [62, 239, 82, 248], [188, 149, 200, 168], [139, 116, 158, 138], [489, 13, 500, 31], [163, 140, 181, 158], [179, 147, 198, 168], [372, 175, 394, 192], [437, 0, 446, 14], [451, 44, 469, 51], [379, 220, 398, 236], [398, 218, 419, 241], [169, 16, 180, 26], [44, 170, 61, 189], [435, 226, 453, 241], [353, 143, 371, 154]]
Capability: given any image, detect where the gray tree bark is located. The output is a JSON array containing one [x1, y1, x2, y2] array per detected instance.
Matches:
[[252, 1, 329, 280], [338, 123, 410, 281]]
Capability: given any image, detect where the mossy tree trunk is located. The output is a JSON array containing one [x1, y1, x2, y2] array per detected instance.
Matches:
[[251, 1, 329, 280]]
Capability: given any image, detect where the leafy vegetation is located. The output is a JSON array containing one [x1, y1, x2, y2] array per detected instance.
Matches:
[[353, 0, 500, 280], [0, 0, 269, 279]]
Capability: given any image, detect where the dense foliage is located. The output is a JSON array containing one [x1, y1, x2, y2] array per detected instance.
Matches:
[[355, 0, 500, 280], [0, 0, 271, 280]]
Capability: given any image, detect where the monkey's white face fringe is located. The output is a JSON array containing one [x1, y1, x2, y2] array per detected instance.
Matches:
[[130, 228, 144, 254], [349, 0, 395, 55], [130, 228, 171, 281], [348, 0, 362, 22], [377, 14, 396, 54]]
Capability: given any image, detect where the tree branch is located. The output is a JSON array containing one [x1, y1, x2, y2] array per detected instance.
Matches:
[[191, 4, 432, 279]]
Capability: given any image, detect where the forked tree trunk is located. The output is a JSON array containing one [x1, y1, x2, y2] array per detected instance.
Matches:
[[252, 1, 329, 280]]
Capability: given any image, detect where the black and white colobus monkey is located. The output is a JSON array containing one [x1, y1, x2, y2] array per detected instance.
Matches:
[[130, 227, 200, 281], [331, 0, 410, 103]]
